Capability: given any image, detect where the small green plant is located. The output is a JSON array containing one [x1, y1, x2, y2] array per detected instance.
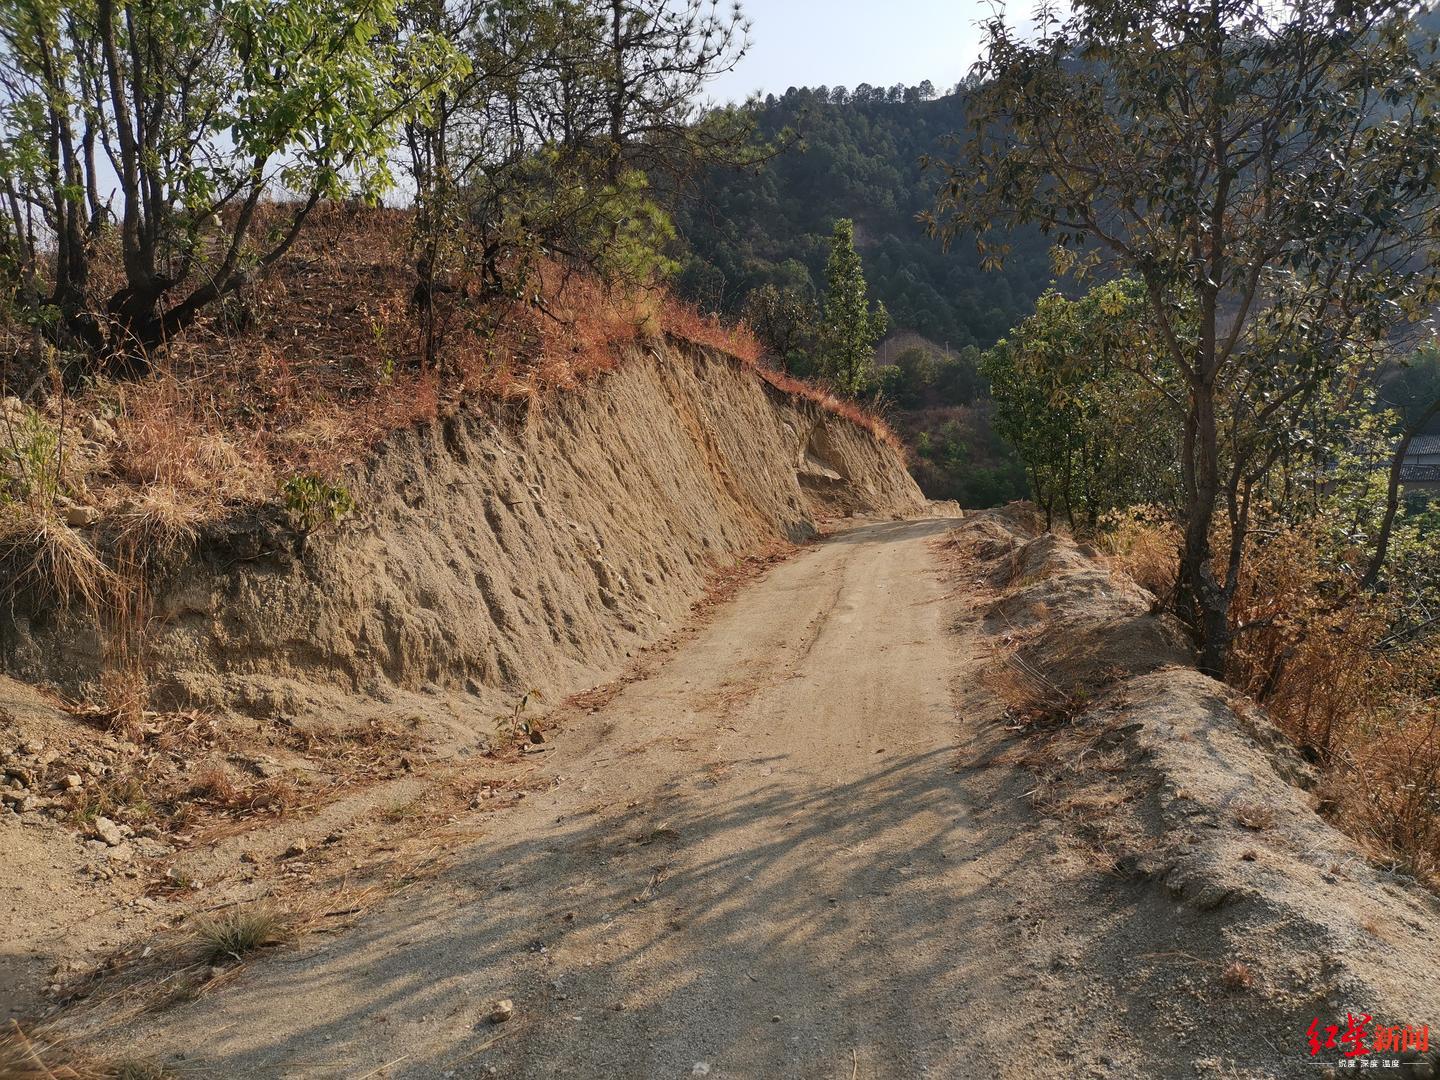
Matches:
[[382, 796, 425, 824], [192, 907, 288, 964], [279, 473, 356, 554], [1, 405, 63, 505], [370, 319, 395, 384], [67, 772, 154, 828], [494, 689, 544, 747]]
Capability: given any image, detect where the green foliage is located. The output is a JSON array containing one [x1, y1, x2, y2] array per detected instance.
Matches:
[[1383, 344, 1440, 431], [928, 0, 1440, 672], [0, 0, 464, 366], [674, 85, 1055, 348], [401, 0, 755, 309], [980, 279, 1179, 529], [280, 474, 356, 548], [879, 346, 984, 410], [741, 283, 820, 375], [818, 219, 887, 395], [674, 86, 1048, 508], [0, 405, 62, 505]]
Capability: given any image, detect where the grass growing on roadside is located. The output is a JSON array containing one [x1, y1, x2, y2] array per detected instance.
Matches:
[[192, 907, 288, 965], [109, 1062, 177, 1080]]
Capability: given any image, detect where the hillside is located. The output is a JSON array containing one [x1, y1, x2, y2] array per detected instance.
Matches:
[[0, 306, 926, 1031], [676, 86, 1054, 348], [1, 341, 923, 715], [7, 2, 1440, 1076]]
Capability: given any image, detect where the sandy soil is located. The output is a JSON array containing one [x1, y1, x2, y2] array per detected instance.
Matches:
[[40, 514, 1437, 1079]]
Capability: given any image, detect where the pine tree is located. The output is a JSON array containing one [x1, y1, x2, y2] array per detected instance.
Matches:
[[819, 219, 888, 395]]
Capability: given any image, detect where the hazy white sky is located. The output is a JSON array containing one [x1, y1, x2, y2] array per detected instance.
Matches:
[[708, 0, 1001, 104]]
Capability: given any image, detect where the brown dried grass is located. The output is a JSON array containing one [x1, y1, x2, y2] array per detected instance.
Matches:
[[13, 202, 899, 523], [1094, 508, 1178, 598], [1109, 517, 1440, 887], [0, 1021, 100, 1080], [0, 510, 118, 613]]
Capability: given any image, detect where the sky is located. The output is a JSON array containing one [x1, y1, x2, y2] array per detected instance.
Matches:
[[707, 0, 1000, 105]]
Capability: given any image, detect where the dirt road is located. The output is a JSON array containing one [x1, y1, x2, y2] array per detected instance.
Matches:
[[103, 518, 1290, 1078]]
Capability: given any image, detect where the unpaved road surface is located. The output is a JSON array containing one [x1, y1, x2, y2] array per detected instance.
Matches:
[[105, 518, 1279, 1078]]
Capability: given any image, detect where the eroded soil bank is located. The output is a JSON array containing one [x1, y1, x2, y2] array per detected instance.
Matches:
[[1, 341, 923, 720], [0, 342, 923, 1035]]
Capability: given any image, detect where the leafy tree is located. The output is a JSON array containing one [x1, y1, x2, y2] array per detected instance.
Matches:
[[818, 218, 886, 395], [980, 279, 1178, 530], [400, 0, 760, 339], [0, 0, 461, 374], [928, 0, 1440, 674], [741, 282, 818, 373]]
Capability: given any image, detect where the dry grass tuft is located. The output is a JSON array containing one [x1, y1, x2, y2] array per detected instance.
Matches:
[[1233, 802, 1276, 832], [110, 485, 204, 566], [186, 762, 299, 817], [1094, 509, 1178, 598], [192, 906, 288, 964], [188, 762, 245, 807], [0, 1022, 177, 1080], [1220, 959, 1255, 991], [0, 511, 117, 613], [1228, 525, 1440, 884], [0, 1021, 96, 1080], [108, 1062, 176, 1080], [109, 373, 270, 509], [985, 646, 1086, 732], [97, 667, 149, 743]]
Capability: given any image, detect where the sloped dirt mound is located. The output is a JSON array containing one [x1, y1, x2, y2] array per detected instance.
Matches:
[[946, 508, 1440, 1075], [1014, 612, 1195, 698], [947, 519, 1157, 629], [1009, 531, 1093, 583], [987, 565, 1153, 631]]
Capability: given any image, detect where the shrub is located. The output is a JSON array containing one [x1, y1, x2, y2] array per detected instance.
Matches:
[[279, 474, 356, 553], [1114, 516, 1440, 887], [0, 405, 63, 505]]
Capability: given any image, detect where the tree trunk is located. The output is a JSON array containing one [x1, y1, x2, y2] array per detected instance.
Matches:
[[1179, 379, 1229, 677], [1360, 393, 1440, 590]]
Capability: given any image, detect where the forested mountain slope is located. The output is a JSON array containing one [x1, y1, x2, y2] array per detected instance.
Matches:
[[676, 86, 1054, 350]]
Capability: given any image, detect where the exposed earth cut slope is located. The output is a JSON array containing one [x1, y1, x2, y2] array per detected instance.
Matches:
[[1, 341, 923, 718], [0, 341, 923, 1033]]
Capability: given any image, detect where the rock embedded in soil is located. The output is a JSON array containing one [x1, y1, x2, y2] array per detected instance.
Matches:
[[63, 504, 100, 528], [487, 998, 514, 1024], [92, 816, 124, 847]]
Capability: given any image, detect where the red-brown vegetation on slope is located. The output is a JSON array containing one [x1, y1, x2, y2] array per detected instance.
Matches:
[[0, 202, 898, 523]]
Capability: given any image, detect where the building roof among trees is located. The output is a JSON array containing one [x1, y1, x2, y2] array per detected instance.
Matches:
[[1405, 435, 1440, 457]]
